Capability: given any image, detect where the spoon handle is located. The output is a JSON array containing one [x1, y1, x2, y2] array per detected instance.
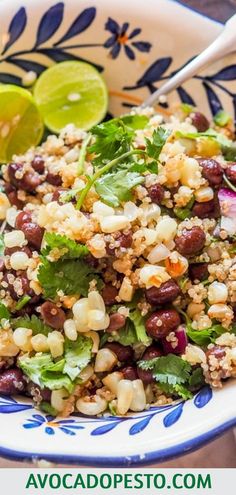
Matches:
[[142, 13, 236, 108]]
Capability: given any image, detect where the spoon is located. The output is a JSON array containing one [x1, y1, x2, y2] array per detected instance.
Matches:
[[142, 13, 236, 108]]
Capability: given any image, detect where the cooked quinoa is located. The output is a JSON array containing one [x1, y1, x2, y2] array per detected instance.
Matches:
[[0, 105, 236, 417]]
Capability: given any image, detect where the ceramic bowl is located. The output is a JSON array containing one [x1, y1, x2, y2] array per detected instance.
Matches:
[[0, 0, 235, 466]]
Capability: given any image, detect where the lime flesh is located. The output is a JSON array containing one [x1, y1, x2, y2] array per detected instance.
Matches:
[[33, 61, 108, 133], [0, 85, 44, 163]]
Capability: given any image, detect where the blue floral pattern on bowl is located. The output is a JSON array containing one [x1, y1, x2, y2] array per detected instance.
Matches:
[[0, 386, 212, 438], [0, 0, 235, 465], [104, 17, 151, 60]]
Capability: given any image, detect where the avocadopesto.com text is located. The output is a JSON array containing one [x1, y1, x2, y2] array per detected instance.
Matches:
[[26, 472, 212, 490]]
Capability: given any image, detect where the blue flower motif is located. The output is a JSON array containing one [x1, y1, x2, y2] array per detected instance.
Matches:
[[23, 414, 84, 436], [104, 17, 151, 60]]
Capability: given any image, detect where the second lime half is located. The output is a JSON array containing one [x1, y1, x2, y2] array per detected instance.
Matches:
[[34, 61, 108, 133]]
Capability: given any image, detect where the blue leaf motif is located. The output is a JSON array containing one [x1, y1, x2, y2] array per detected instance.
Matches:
[[59, 427, 77, 436], [35, 2, 64, 48], [129, 415, 153, 435], [38, 48, 103, 72], [0, 73, 22, 85], [23, 421, 41, 429], [210, 65, 236, 81], [91, 421, 119, 436], [0, 403, 32, 413], [203, 81, 222, 115], [45, 426, 55, 435], [8, 58, 47, 75], [137, 57, 172, 86], [124, 45, 135, 60], [177, 86, 196, 106], [105, 17, 120, 34], [0, 72, 22, 86], [163, 403, 183, 428], [194, 386, 212, 409], [131, 41, 152, 53], [54, 7, 96, 46], [2, 7, 27, 55]]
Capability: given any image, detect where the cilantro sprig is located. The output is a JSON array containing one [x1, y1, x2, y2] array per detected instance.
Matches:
[[42, 232, 89, 259], [138, 354, 205, 400], [146, 128, 171, 160], [89, 114, 148, 164], [38, 258, 103, 299], [76, 125, 170, 210], [95, 169, 144, 207], [76, 149, 144, 210], [138, 355, 191, 386], [38, 233, 102, 299]]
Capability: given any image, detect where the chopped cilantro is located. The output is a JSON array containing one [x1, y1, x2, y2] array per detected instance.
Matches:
[[38, 258, 103, 299], [189, 367, 205, 390], [159, 382, 193, 400], [138, 354, 191, 386], [19, 354, 74, 393], [95, 170, 144, 207], [90, 114, 148, 165], [146, 127, 170, 160], [0, 302, 10, 320], [42, 232, 89, 259], [63, 335, 92, 381], [19, 335, 93, 394]]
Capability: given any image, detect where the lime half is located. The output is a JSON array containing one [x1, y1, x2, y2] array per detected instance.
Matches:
[[34, 61, 108, 133], [0, 85, 44, 163]]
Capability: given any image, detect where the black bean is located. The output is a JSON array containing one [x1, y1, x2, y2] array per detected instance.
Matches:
[[41, 301, 66, 329], [145, 309, 181, 339], [0, 368, 26, 395], [175, 226, 206, 256], [105, 342, 134, 362], [145, 280, 181, 305]]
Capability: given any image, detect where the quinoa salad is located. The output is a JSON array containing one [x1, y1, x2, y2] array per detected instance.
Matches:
[[0, 104, 236, 418]]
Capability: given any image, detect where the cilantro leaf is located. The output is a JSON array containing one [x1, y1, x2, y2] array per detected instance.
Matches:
[[128, 307, 151, 345], [186, 323, 227, 346], [146, 127, 170, 160], [176, 128, 232, 149], [138, 354, 191, 385], [63, 335, 92, 381], [42, 232, 89, 260], [12, 314, 53, 336], [189, 367, 205, 390], [0, 302, 10, 320], [90, 119, 133, 164], [121, 114, 149, 130], [19, 354, 74, 393], [95, 170, 144, 207], [38, 258, 103, 299], [0, 234, 4, 257], [90, 115, 148, 165], [159, 382, 193, 400], [222, 142, 236, 161]]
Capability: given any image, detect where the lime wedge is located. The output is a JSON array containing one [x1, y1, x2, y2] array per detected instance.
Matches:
[[34, 61, 108, 133], [0, 85, 44, 163]]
